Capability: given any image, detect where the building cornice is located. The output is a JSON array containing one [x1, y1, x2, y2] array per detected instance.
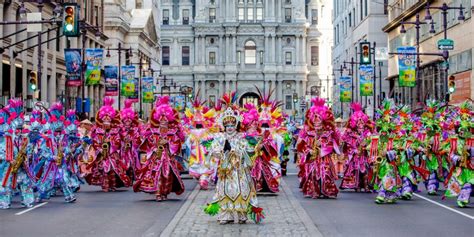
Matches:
[[382, 0, 434, 33]]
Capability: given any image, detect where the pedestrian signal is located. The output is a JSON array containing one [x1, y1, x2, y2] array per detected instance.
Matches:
[[63, 3, 79, 37], [29, 71, 38, 91], [360, 42, 371, 65]]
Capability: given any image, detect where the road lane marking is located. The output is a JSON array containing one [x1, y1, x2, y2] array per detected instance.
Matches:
[[413, 194, 474, 220], [15, 202, 48, 216]]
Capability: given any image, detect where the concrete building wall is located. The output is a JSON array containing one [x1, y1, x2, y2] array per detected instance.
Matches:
[[332, 0, 389, 119]]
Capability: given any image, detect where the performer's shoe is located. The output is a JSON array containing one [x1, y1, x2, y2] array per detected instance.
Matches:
[[155, 196, 163, 202], [66, 196, 77, 203], [21, 203, 33, 208], [238, 220, 247, 224], [427, 191, 437, 196], [401, 193, 412, 200], [375, 196, 385, 204], [219, 220, 233, 225], [162, 195, 168, 201], [0, 204, 10, 209], [457, 200, 467, 208]]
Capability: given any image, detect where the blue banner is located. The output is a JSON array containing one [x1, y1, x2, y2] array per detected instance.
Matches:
[[104, 66, 118, 96], [339, 76, 352, 102], [397, 46, 417, 87], [65, 49, 82, 86], [121, 65, 136, 97]]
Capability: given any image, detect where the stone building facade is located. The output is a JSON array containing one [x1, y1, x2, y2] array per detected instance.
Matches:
[[160, 0, 332, 118]]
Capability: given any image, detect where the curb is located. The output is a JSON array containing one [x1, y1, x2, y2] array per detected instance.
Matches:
[[281, 179, 324, 237], [142, 183, 201, 237]]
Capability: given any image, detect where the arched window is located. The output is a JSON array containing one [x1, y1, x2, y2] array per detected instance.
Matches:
[[245, 41, 256, 64]]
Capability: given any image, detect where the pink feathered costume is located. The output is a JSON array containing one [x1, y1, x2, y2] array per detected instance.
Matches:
[[133, 96, 185, 201], [340, 103, 375, 191], [296, 98, 340, 198], [85, 97, 131, 191], [120, 99, 141, 172]]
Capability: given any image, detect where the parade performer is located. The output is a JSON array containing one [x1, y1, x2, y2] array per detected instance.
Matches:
[[369, 100, 401, 204], [86, 97, 131, 192], [134, 96, 185, 201], [251, 88, 283, 193], [63, 109, 83, 192], [0, 99, 35, 208], [340, 103, 375, 192], [36, 103, 76, 203], [120, 99, 141, 173], [27, 110, 45, 175], [0, 105, 10, 209], [184, 95, 216, 190], [296, 97, 340, 199], [204, 92, 264, 224], [443, 101, 474, 207], [421, 100, 448, 195]]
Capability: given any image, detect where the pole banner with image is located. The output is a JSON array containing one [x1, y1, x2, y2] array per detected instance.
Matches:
[[359, 65, 374, 96], [104, 66, 118, 96], [397, 46, 417, 87], [339, 76, 352, 102], [128, 78, 139, 102], [64, 49, 82, 86], [85, 48, 104, 85], [121, 65, 136, 97], [142, 77, 154, 103]]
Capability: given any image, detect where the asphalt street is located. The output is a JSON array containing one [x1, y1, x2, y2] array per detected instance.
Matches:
[[1, 162, 473, 237], [285, 161, 474, 237], [0, 179, 197, 237]]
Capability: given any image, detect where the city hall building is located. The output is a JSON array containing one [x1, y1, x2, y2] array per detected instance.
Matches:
[[160, 0, 333, 117]]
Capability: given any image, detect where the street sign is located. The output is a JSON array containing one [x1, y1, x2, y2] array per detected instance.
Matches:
[[437, 39, 454, 50], [27, 13, 42, 32], [375, 47, 389, 61]]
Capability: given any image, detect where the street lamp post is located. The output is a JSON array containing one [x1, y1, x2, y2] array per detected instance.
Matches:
[[333, 65, 344, 119], [106, 43, 133, 110], [424, 3, 465, 102], [400, 13, 434, 106]]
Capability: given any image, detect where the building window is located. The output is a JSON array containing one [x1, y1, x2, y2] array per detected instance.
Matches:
[[365, 0, 368, 16], [94, 6, 99, 26], [209, 52, 216, 65], [311, 46, 319, 66], [247, 8, 254, 22], [163, 9, 169, 25], [349, 13, 352, 27], [256, 7, 263, 21], [209, 8, 216, 23], [285, 8, 292, 23], [162, 46, 170, 65], [360, 0, 363, 20], [285, 52, 292, 65], [245, 41, 256, 64], [182, 46, 190, 65], [237, 51, 241, 64], [285, 0, 291, 4], [239, 8, 245, 21], [311, 9, 318, 25], [183, 9, 189, 25], [259, 51, 264, 64], [285, 95, 292, 110]]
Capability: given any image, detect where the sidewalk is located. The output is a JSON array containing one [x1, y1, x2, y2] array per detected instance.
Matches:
[[154, 179, 323, 237]]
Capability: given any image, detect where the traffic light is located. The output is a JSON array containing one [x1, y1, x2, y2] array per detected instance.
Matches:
[[448, 75, 456, 94], [63, 3, 79, 37], [360, 42, 371, 65], [29, 71, 38, 91], [293, 93, 298, 103]]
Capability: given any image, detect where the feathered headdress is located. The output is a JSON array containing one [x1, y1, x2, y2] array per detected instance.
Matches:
[[348, 102, 368, 128], [184, 90, 215, 128], [0, 106, 10, 132], [375, 99, 396, 134], [46, 102, 66, 132], [29, 109, 44, 132], [121, 99, 138, 124], [242, 103, 259, 127], [96, 97, 120, 127], [306, 97, 334, 129], [217, 92, 241, 128], [7, 98, 25, 129], [150, 96, 177, 127], [64, 109, 79, 134], [255, 86, 283, 128]]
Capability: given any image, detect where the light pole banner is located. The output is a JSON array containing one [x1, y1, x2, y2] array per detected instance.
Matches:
[[128, 78, 139, 102], [142, 77, 154, 103], [397, 46, 417, 87], [359, 65, 374, 96], [85, 48, 104, 85], [339, 76, 352, 102], [104, 66, 118, 96], [64, 49, 82, 87], [121, 65, 136, 97]]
